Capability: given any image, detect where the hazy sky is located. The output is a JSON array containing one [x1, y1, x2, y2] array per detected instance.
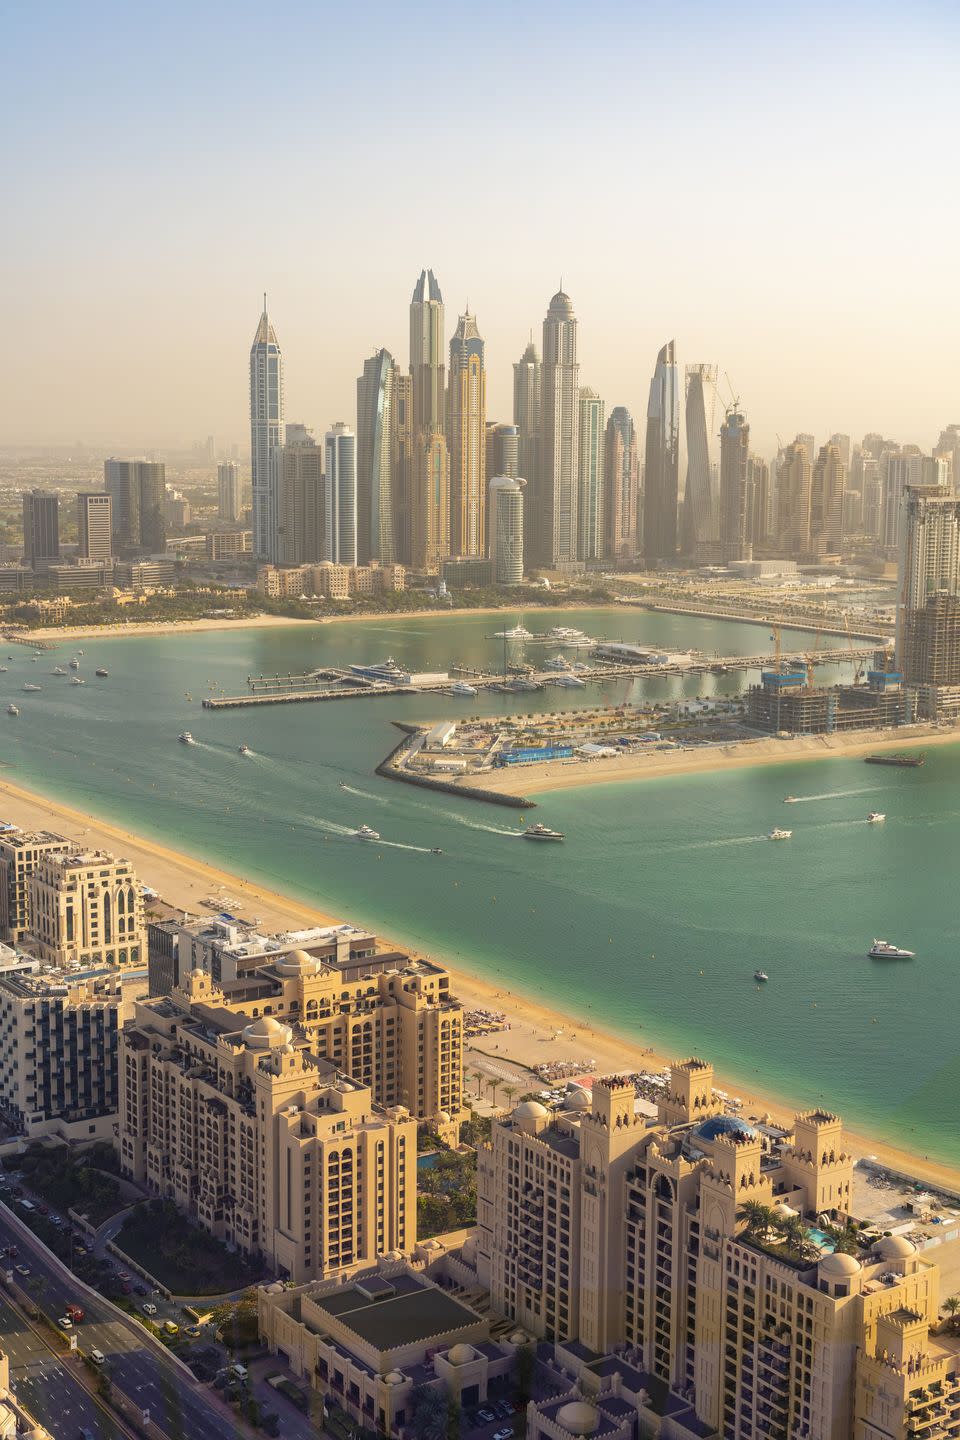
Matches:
[[4, 0, 959, 457]]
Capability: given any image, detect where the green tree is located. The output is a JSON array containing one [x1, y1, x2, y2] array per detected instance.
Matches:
[[737, 1201, 775, 1238], [943, 1294, 960, 1332]]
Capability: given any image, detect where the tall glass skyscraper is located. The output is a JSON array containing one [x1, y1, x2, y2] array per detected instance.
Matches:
[[603, 407, 638, 562], [682, 364, 718, 556], [250, 299, 285, 562], [719, 407, 751, 562], [643, 341, 680, 564], [323, 423, 357, 565], [357, 349, 396, 564], [577, 388, 605, 561], [409, 269, 449, 569], [536, 291, 580, 567], [448, 311, 486, 557], [513, 339, 540, 492]]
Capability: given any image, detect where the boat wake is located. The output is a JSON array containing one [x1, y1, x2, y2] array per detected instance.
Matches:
[[374, 839, 437, 854], [785, 787, 880, 803], [338, 783, 390, 803], [443, 813, 522, 837], [661, 835, 770, 852]]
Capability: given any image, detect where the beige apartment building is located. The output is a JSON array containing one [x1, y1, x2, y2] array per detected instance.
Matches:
[[256, 560, 405, 599], [476, 1058, 960, 1440], [118, 967, 417, 1283], [0, 828, 72, 941], [30, 848, 145, 969]]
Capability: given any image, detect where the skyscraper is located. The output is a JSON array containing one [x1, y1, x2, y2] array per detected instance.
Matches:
[[489, 476, 525, 585], [682, 364, 717, 556], [719, 407, 751, 562], [643, 341, 680, 564], [603, 407, 638, 563], [323, 423, 357, 566], [536, 290, 580, 567], [775, 440, 812, 557], [22, 491, 60, 573], [447, 312, 486, 557], [513, 339, 540, 496], [77, 492, 112, 562], [577, 388, 605, 561], [748, 455, 770, 549], [217, 461, 242, 522], [828, 432, 851, 470], [409, 270, 449, 569], [810, 443, 846, 556], [250, 299, 285, 562], [103, 460, 166, 551], [897, 486, 960, 718], [356, 349, 396, 564], [486, 423, 519, 482], [279, 425, 323, 565]]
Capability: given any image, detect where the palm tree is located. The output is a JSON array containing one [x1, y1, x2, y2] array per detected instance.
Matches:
[[501, 1084, 518, 1111], [485, 1076, 501, 1109], [738, 1201, 775, 1238], [943, 1295, 960, 1332], [782, 1215, 812, 1259], [471, 1069, 485, 1098]]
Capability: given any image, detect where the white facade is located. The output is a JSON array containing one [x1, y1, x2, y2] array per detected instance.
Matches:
[[536, 293, 580, 567], [217, 460, 242, 522], [489, 476, 525, 585], [250, 303, 285, 561], [576, 388, 605, 561], [323, 423, 357, 565]]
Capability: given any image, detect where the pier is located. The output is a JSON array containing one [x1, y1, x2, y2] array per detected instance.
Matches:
[[201, 647, 874, 710]]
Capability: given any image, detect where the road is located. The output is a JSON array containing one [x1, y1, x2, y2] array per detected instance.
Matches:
[[0, 1289, 126, 1439], [0, 1205, 250, 1440]]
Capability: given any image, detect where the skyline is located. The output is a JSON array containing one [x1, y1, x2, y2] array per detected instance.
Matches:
[[5, 1, 960, 454]]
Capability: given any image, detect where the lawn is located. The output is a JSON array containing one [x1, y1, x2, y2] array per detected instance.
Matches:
[[117, 1200, 269, 1295]]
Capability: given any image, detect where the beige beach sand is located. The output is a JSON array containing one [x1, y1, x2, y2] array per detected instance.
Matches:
[[0, 774, 956, 1193], [473, 723, 957, 797]]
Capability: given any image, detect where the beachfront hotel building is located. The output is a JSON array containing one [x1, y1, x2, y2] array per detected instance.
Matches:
[[30, 849, 146, 970], [118, 967, 416, 1283], [0, 959, 146, 1140], [0, 828, 72, 942], [146, 917, 463, 1139], [471, 1058, 959, 1440]]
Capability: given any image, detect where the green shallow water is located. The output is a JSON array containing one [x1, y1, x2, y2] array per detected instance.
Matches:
[[3, 608, 957, 1165]]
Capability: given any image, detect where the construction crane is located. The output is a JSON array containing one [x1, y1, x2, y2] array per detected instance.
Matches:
[[842, 610, 865, 685]]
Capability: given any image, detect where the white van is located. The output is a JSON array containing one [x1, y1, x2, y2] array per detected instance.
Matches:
[[90, 1349, 105, 1365]]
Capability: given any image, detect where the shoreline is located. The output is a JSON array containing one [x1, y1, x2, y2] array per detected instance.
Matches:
[[0, 772, 957, 1193], [471, 723, 956, 796]]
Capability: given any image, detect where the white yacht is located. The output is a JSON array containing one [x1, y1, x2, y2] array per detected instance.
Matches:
[[784, 795, 799, 804], [178, 731, 196, 745], [754, 970, 770, 982], [450, 680, 478, 696], [52, 666, 67, 676], [868, 939, 914, 959], [768, 828, 792, 841], [553, 673, 586, 687], [494, 624, 533, 641], [6, 705, 18, 717], [69, 658, 80, 670], [238, 743, 252, 755], [867, 811, 886, 823], [544, 655, 572, 671], [349, 658, 411, 684], [70, 676, 85, 685], [22, 683, 41, 693], [523, 822, 565, 842], [354, 824, 381, 842]]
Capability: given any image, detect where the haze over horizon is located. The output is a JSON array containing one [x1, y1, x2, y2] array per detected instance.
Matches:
[[5, 0, 959, 457]]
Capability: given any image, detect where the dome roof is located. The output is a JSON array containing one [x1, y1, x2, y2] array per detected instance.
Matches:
[[384, 1370, 405, 1385], [446, 1344, 474, 1366], [548, 291, 574, 316], [692, 1115, 759, 1144], [437, 1111, 450, 1125], [190, 967, 206, 980], [773, 1201, 798, 1218], [509, 1330, 529, 1345], [819, 1251, 861, 1276], [383, 1248, 403, 1261], [556, 1400, 599, 1436], [566, 1087, 591, 1110], [275, 948, 318, 975], [514, 1100, 549, 1121], [243, 1015, 292, 1049], [876, 1234, 916, 1260]]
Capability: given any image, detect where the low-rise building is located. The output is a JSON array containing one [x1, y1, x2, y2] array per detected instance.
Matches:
[[30, 848, 145, 969], [0, 960, 146, 1139], [207, 530, 253, 561], [118, 968, 417, 1283], [256, 561, 405, 600]]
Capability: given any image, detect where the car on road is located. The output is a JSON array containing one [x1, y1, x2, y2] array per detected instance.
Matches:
[[184, 1324, 202, 1337], [493, 1429, 514, 1440], [65, 1304, 85, 1322], [1, 1245, 16, 1258], [477, 1410, 496, 1424], [58, 1316, 73, 1329], [14, 1264, 29, 1277], [162, 1320, 179, 1335], [89, 1349, 105, 1365], [142, 1302, 157, 1316], [79, 1428, 96, 1440]]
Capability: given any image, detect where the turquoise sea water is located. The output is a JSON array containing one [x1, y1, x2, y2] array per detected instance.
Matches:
[[3, 608, 957, 1165]]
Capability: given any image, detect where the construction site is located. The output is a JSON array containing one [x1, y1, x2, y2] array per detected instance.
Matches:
[[746, 623, 916, 734]]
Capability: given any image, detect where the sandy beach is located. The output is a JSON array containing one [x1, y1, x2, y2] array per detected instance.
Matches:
[[0, 771, 957, 1195], [475, 723, 957, 797]]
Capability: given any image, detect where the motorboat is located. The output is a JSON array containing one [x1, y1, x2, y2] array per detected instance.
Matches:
[[51, 666, 67, 676], [354, 824, 380, 841], [6, 705, 18, 717], [238, 744, 252, 756], [523, 823, 565, 842], [553, 673, 586, 687], [494, 624, 533, 641], [22, 683, 41, 693], [178, 731, 196, 745], [754, 970, 769, 982], [768, 828, 792, 841], [784, 796, 799, 804], [349, 658, 411, 683], [450, 681, 478, 696], [69, 658, 80, 670], [544, 655, 572, 671], [0, 667, 6, 673], [868, 939, 915, 959], [70, 676, 85, 685], [867, 811, 886, 823], [95, 668, 109, 678], [430, 847, 443, 855]]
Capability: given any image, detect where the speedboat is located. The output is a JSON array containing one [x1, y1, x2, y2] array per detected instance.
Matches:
[[22, 683, 41, 693], [868, 939, 915, 959], [238, 743, 251, 756], [69, 658, 80, 670], [784, 796, 799, 804], [354, 824, 380, 841], [70, 676, 85, 685], [867, 811, 886, 823], [450, 681, 478, 696], [0, 667, 6, 673], [754, 970, 769, 982], [51, 666, 67, 676], [768, 828, 792, 841], [6, 705, 18, 717], [430, 847, 443, 855], [523, 823, 565, 842], [95, 668, 109, 678], [178, 731, 196, 745]]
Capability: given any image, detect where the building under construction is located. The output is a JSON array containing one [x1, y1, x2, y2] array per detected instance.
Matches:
[[899, 591, 960, 719], [747, 669, 916, 734]]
